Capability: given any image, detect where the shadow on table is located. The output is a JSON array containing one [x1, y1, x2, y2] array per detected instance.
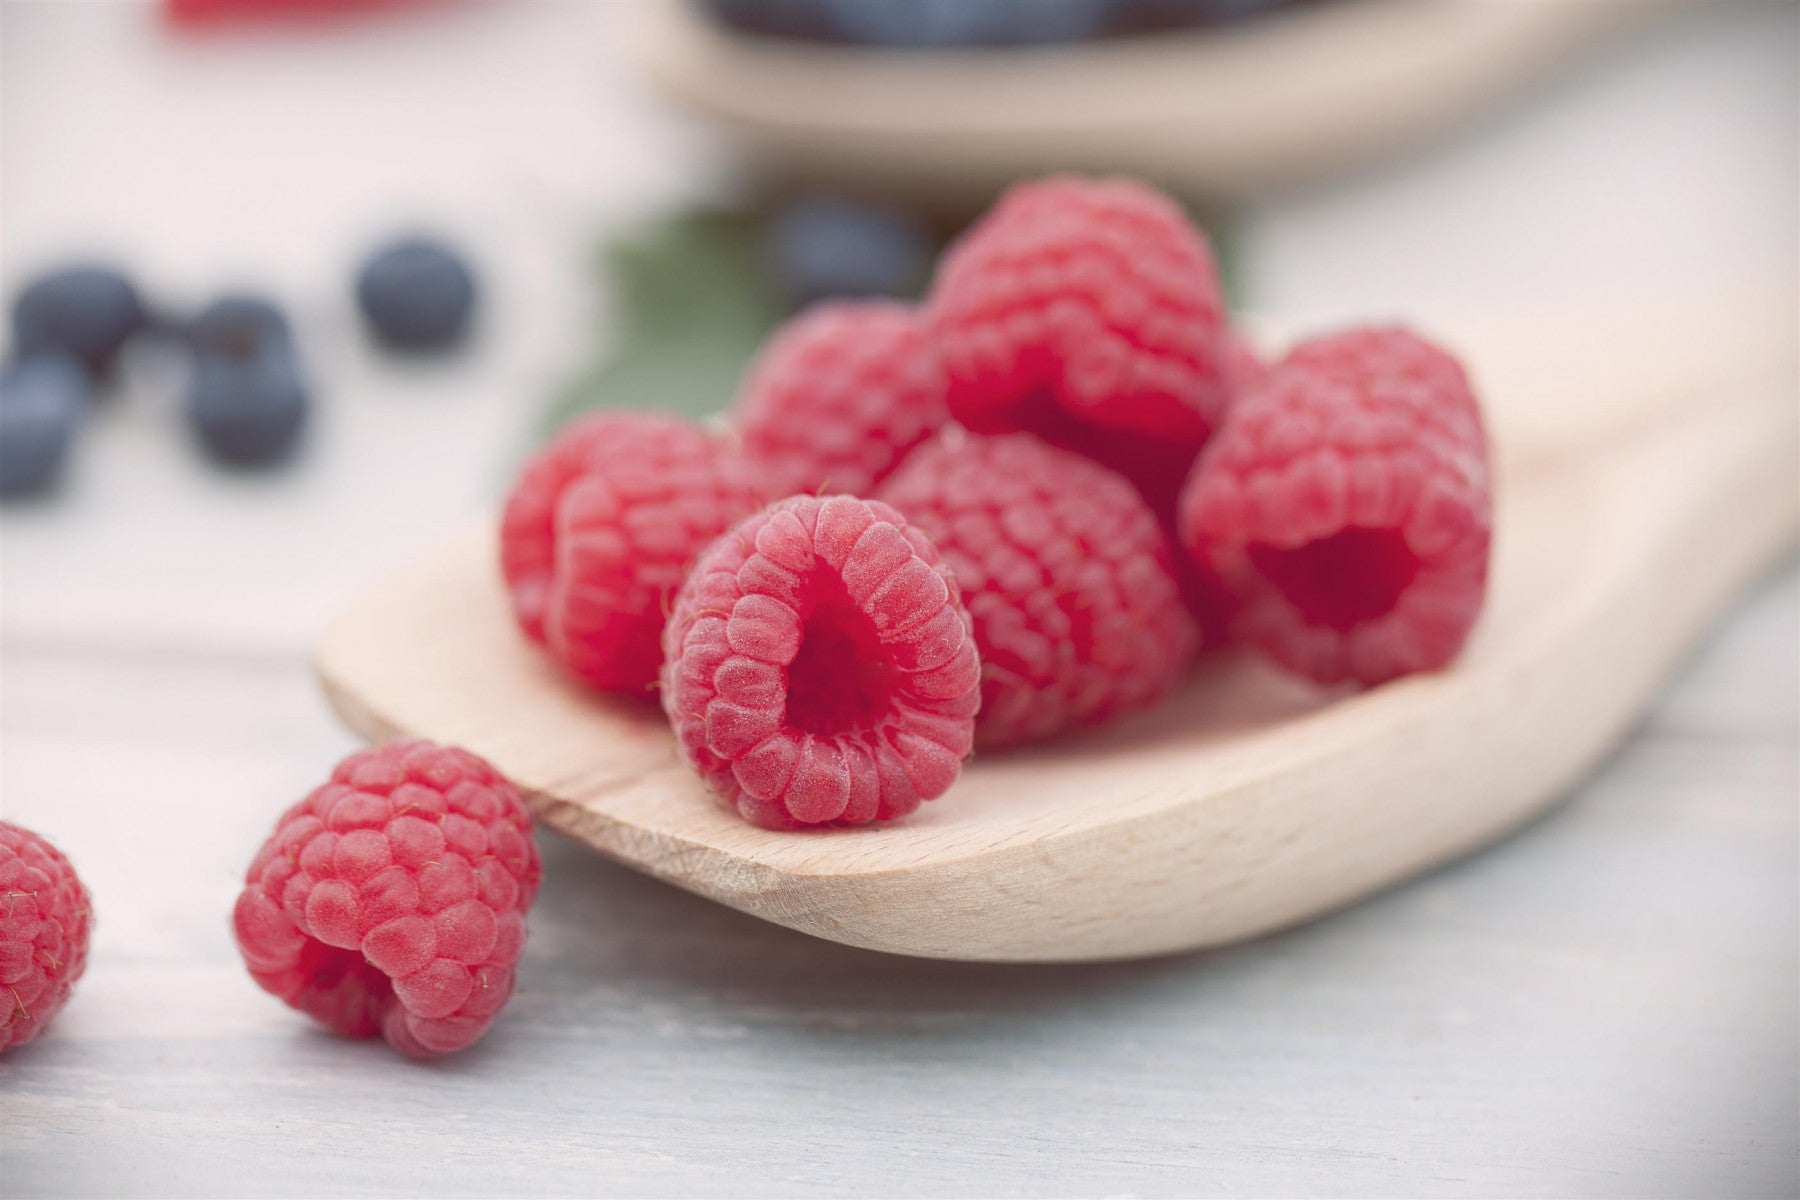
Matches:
[[526, 830, 1202, 1017]]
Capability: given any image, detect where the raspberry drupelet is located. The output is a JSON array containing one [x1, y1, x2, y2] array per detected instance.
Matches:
[[1178, 326, 1492, 686], [500, 411, 765, 694], [733, 300, 948, 498], [0, 823, 92, 1053], [661, 495, 981, 830], [927, 175, 1235, 519], [879, 432, 1198, 748], [233, 741, 541, 1058]]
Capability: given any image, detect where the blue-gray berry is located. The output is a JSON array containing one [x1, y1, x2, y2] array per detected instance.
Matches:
[[10, 265, 147, 380], [825, 0, 1109, 47], [0, 355, 87, 498], [355, 237, 478, 352], [186, 294, 308, 468], [768, 196, 933, 308], [699, 0, 836, 40], [187, 293, 293, 359]]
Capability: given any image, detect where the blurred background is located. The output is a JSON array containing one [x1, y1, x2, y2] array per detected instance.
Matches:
[[2, 2, 1796, 1195], [2, 0, 1794, 654]]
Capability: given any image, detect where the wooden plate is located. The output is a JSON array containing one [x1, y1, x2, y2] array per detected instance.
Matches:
[[315, 296, 1797, 962], [638, 0, 1676, 204]]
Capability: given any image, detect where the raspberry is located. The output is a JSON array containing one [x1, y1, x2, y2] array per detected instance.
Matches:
[[1223, 329, 1269, 395], [928, 175, 1233, 517], [0, 824, 92, 1053], [879, 432, 1198, 748], [661, 494, 980, 829], [232, 741, 541, 1058], [733, 301, 948, 498], [500, 411, 765, 693], [1179, 329, 1270, 645], [1178, 326, 1492, 686]]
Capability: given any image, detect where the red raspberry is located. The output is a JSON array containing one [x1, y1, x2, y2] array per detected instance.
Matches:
[[1180, 330, 1271, 646], [500, 411, 764, 694], [0, 824, 92, 1053], [164, 0, 418, 25], [928, 175, 1233, 517], [1223, 329, 1269, 396], [1178, 327, 1492, 686], [232, 741, 542, 1059], [734, 301, 948, 498], [661, 495, 980, 830], [879, 432, 1198, 748]]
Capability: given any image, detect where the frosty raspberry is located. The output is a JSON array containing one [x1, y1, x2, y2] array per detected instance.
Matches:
[[500, 411, 764, 693], [0, 823, 92, 1053], [928, 175, 1234, 517], [880, 432, 1197, 746], [1179, 326, 1492, 685], [734, 300, 948, 498], [661, 495, 980, 829], [233, 741, 541, 1058]]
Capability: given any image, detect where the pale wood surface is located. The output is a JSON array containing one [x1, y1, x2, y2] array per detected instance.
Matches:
[[312, 298, 1799, 961], [4, 566, 1796, 1197], [2, 4, 1796, 1196]]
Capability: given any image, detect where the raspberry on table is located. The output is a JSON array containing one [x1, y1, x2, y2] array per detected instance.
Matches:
[[661, 494, 980, 829], [1, 823, 93, 1054], [1178, 326, 1492, 686], [879, 431, 1198, 747], [732, 301, 948, 499], [927, 175, 1234, 518], [500, 411, 766, 694], [232, 741, 541, 1059]]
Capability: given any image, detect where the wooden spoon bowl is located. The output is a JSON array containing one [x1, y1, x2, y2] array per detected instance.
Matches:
[[315, 295, 1796, 961]]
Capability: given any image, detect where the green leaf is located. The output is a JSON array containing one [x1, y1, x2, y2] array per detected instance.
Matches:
[[544, 207, 783, 437], [541, 198, 1242, 439]]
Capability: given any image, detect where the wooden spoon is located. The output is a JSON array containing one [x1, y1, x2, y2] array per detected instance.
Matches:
[[315, 293, 1797, 962], [638, 0, 1678, 204]]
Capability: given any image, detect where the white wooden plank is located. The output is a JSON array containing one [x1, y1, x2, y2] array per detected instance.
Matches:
[[1, 571, 1794, 1198]]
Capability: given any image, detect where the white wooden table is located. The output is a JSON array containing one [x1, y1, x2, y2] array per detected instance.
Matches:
[[2, 3, 1795, 1196]]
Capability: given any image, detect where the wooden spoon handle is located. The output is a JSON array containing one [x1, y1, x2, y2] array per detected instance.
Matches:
[[1459, 289, 1797, 467], [1252, 289, 1797, 469]]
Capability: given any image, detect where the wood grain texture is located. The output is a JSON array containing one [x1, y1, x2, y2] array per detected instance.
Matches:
[[312, 299, 1799, 961], [640, 0, 1675, 204]]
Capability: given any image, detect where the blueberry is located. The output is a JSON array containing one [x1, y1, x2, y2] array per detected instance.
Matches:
[[10, 264, 147, 380], [187, 293, 293, 360], [768, 196, 933, 307], [699, 0, 836, 40], [1107, 0, 1291, 33], [354, 237, 478, 352], [186, 294, 307, 468], [0, 355, 87, 498], [824, 0, 1110, 47]]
